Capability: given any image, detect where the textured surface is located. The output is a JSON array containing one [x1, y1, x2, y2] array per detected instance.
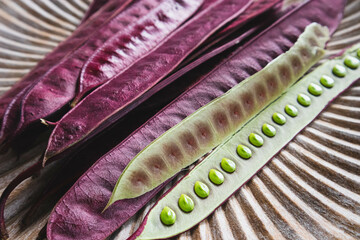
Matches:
[[113, 2, 360, 239], [0, 0, 91, 96], [0, 0, 359, 240], [46, 1, 347, 239]]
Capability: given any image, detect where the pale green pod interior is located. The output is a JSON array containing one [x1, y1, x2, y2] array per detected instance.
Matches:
[[135, 44, 360, 240], [105, 23, 330, 207]]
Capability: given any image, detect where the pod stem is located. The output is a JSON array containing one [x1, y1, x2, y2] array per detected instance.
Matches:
[[0, 160, 42, 240], [70, 98, 79, 108], [39, 119, 56, 127]]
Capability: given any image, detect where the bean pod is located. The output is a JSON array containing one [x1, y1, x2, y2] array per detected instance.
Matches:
[[130, 44, 360, 240], [106, 22, 330, 205]]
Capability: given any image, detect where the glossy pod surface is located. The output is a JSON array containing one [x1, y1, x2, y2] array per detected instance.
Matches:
[[47, 0, 346, 238], [107, 23, 329, 204], [132, 45, 360, 240], [81, 0, 113, 22], [0, 0, 134, 144], [4, 0, 201, 145], [44, 0, 256, 163], [75, 0, 205, 103]]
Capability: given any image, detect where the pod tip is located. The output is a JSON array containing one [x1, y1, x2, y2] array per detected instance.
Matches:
[[102, 200, 113, 213]]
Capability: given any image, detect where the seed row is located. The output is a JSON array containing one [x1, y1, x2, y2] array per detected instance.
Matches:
[[160, 51, 360, 226]]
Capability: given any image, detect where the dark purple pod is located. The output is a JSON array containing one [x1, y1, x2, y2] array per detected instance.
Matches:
[[1, 0, 200, 148], [74, 0, 204, 105], [44, 0, 262, 163], [10, 5, 286, 237], [184, 0, 283, 64], [76, 0, 283, 104], [0, 0, 134, 147], [81, 0, 113, 23], [0, 0, 133, 119], [13, 0, 200, 140], [46, 0, 346, 239], [16, 3, 285, 228]]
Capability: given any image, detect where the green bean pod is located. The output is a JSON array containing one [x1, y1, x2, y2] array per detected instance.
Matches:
[[106, 23, 330, 207], [130, 44, 360, 240]]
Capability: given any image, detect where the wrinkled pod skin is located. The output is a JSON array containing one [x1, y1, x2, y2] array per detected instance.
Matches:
[[184, 0, 284, 65], [0, 1, 202, 238], [43, 0, 258, 163], [0, 0, 134, 146], [81, 0, 112, 23], [0, 0, 201, 148], [0, 1, 277, 238], [107, 22, 329, 204], [131, 45, 360, 240], [46, 0, 346, 239], [74, 0, 206, 105], [77, 0, 283, 102]]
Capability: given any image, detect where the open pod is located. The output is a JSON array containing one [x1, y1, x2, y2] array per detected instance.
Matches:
[[0, 0, 202, 150], [106, 22, 330, 205], [130, 44, 360, 240], [43, 0, 258, 163], [46, 0, 346, 238]]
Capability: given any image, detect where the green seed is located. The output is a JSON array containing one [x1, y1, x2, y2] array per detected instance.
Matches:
[[262, 123, 276, 137], [220, 158, 236, 173], [308, 83, 323, 96], [160, 206, 176, 225], [332, 64, 347, 77], [320, 75, 334, 88], [249, 133, 264, 147], [194, 181, 209, 198], [272, 112, 286, 125], [344, 56, 359, 69], [297, 93, 311, 107], [178, 194, 194, 213], [208, 169, 224, 185], [285, 104, 298, 117], [236, 144, 252, 159]]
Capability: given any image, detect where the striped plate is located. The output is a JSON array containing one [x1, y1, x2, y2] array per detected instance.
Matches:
[[0, 0, 359, 239]]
